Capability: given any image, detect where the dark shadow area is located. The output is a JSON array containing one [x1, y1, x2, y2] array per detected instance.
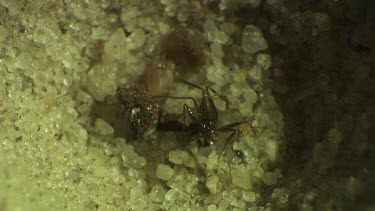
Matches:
[[90, 99, 133, 140], [258, 0, 375, 209]]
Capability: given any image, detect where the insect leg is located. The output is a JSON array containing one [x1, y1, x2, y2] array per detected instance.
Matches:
[[151, 95, 200, 112], [216, 121, 252, 167], [216, 129, 238, 170], [174, 77, 228, 110], [205, 86, 230, 110], [218, 128, 238, 158], [218, 121, 250, 132], [176, 77, 204, 91]]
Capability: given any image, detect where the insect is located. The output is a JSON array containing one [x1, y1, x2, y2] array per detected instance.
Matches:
[[116, 58, 176, 138], [116, 84, 160, 139], [156, 78, 250, 156]]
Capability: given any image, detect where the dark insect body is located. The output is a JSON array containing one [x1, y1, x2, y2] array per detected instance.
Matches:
[[116, 85, 160, 138], [116, 78, 250, 161], [156, 78, 248, 153]]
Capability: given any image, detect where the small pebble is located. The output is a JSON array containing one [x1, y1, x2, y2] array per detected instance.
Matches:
[[242, 25, 268, 54], [206, 175, 219, 194], [156, 164, 175, 181]]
